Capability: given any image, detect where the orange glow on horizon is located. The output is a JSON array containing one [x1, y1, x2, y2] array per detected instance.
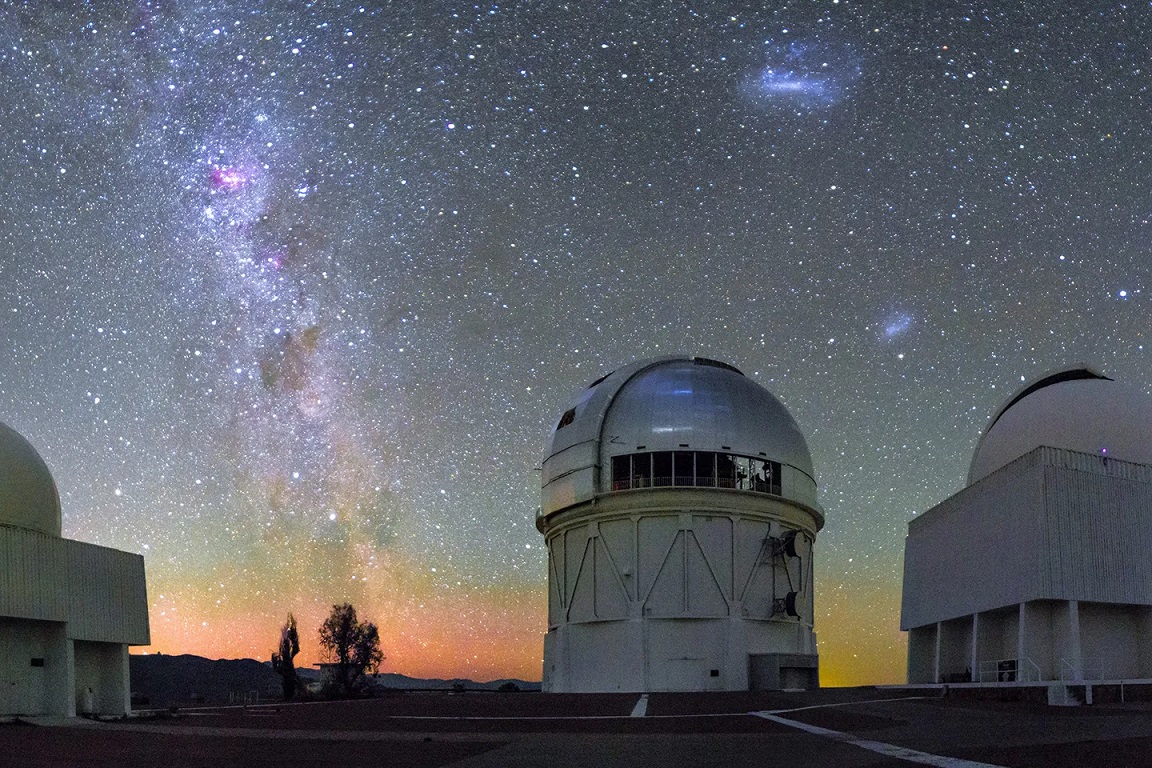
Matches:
[[136, 573, 548, 683]]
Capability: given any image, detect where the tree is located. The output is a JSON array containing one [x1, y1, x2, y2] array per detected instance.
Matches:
[[270, 613, 301, 701], [318, 603, 384, 698]]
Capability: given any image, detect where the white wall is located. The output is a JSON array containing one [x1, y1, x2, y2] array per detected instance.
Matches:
[[543, 489, 819, 692], [0, 526, 149, 645], [903, 447, 1152, 632], [0, 617, 70, 716], [901, 450, 1045, 630]]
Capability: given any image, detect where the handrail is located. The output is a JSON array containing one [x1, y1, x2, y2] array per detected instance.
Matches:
[[978, 657, 1043, 682]]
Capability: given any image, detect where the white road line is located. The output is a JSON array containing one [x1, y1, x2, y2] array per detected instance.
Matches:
[[386, 712, 737, 720], [385, 695, 931, 722], [753, 713, 1007, 768], [765, 695, 930, 715]]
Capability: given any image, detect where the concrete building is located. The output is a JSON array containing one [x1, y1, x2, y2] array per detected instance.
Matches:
[[902, 367, 1152, 684], [0, 421, 149, 717], [537, 356, 823, 692]]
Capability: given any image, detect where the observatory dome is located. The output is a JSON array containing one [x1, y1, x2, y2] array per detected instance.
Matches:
[[598, 358, 815, 480], [541, 356, 818, 517], [968, 367, 1152, 485], [0, 421, 61, 537]]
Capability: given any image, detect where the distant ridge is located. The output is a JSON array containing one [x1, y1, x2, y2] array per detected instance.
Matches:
[[129, 654, 540, 708], [370, 671, 542, 692]]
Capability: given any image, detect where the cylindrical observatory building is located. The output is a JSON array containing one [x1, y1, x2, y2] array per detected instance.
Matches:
[[537, 356, 823, 692]]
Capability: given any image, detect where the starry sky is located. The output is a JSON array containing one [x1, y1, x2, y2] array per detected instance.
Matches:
[[2, 1, 1150, 686]]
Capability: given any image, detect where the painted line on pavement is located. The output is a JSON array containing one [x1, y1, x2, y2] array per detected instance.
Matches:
[[753, 713, 1006, 768], [385, 695, 935, 721], [764, 695, 930, 715], [387, 712, 738, 720]]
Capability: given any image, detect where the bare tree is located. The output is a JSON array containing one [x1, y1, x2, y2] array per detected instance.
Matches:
[[270, 613, 300, 700], [318, 603, 384, 698]]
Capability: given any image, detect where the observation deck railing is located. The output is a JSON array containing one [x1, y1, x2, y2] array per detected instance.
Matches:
[[978, 657, 1042, 683]]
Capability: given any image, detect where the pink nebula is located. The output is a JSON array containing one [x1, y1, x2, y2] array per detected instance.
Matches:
[[210, 166, 249, 191]]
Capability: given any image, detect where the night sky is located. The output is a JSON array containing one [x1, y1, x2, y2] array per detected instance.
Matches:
[[2, 1, 1149, 686]]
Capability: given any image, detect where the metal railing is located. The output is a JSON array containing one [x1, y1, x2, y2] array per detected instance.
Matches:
[[978, 657, 1042, 683]]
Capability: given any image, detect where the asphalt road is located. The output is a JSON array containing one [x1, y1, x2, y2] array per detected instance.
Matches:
[[8, 688, 1152, 767]]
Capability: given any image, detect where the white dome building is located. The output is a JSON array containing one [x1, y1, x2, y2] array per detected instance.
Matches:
[[902, 367, 1152, 688], [0, 422, 149, 717], [537, 356, 823, 692]]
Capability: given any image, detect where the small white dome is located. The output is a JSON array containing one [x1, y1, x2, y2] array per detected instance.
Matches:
[[968, 368, 1152, 484], [0, 421, 61, 537]]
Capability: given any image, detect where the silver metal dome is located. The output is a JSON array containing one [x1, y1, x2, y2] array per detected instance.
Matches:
[[540, 356, 817, 519], [599, 358, 814, 479]]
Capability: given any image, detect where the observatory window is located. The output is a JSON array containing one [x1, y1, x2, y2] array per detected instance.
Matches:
[[612, 455, 631, 491], [556, 408, 576, 430], [734, 456, 752, 490], [608, 451, 783, 496], [695, 452, 715, 486], [632, 453, 652, 488], [674, 451, 694, 486], [611, 454, 653, 490], [717, 454, 736, 488], [748, 458, 781, 495], [652, 452, 673, 487]]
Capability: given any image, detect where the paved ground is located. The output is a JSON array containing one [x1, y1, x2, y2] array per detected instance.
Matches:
[[9, 688, 1152, 767]]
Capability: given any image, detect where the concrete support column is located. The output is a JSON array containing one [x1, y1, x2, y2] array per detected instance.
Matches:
[[934, 622, 942, 684], [1017, 602, 1027, 677], [47, 625, 74, 717], [970, 613, 980, 682], [727, 608, 749, 690], [1069, 600, 1083, 682], [116, 645, 131, 715]]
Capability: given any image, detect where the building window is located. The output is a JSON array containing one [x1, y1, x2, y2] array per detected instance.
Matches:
[[717, 454, 736, 488], [674, 451, 694, 487], [653, 452, 673, 487], [30, 658, 45, 667], [695, 451, 715, 487], [632, 453, 652, 488], [609, 451, 782, 496], [611, 455, 631, 491]]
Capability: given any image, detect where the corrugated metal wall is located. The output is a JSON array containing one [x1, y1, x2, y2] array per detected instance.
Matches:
[[0, 527, 68, 622], [902, 446, 1152, 630], [0, 525, 148, 645], [901, 452, 1044, 629], [1044, 462, 1152, 602]]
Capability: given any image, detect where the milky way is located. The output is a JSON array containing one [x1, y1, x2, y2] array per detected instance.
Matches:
[[3, 2, 1152, 685]]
